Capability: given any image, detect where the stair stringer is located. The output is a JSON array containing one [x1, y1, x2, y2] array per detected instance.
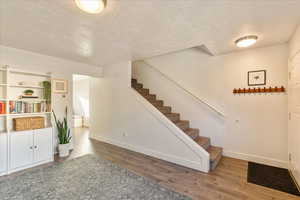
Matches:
[[131, 88, 210, 173]]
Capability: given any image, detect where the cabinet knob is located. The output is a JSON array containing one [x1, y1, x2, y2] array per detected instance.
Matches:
[[30, 146, 33, 149], [34, 145, 37, 149]]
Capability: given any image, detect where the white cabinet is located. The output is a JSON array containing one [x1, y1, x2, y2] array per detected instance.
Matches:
[[9, 128, 53, 172], [10, 130, 34, 170], [0, 134, 7, 175], [34, 128, 53, 163]]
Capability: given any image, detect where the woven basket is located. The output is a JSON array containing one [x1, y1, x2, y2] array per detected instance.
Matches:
[[31, 117, 45, 130], [13, 117, 45, 131]]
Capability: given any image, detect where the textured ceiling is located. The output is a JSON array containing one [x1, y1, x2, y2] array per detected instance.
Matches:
[[1, 0, 300, 67]]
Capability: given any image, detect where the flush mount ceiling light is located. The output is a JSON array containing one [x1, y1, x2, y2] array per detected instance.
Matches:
[[235, 35, 258, 48], [75, 0, 105, 14]]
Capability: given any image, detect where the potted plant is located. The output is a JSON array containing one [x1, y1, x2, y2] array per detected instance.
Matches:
[[53, 108, 71, 157], [42, 81, 51, 112], [24, 89, 34, 96]]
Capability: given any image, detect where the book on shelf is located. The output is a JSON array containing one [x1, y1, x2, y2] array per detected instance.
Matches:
[[0, 101, 6, 114], [9, 101, 49, 114]]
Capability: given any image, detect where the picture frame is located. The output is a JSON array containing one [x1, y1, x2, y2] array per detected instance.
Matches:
[[248, 70, 266, 86], [52, 79, 68, 94]]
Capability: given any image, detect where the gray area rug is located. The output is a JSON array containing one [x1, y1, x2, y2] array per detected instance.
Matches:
[[0, 155, 191, 200]]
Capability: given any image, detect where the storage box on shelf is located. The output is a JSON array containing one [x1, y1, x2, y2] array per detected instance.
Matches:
[[0, 65, 53, 176], [13, 117, 45, 131]]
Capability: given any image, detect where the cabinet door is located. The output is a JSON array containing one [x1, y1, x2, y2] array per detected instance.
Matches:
[[10, 131, 34, 170], [0, 134, 7, 174], [33, 128, 53, 163]]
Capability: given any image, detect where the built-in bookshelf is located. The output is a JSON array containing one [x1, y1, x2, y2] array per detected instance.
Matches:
[[0, 65, 52, 133]]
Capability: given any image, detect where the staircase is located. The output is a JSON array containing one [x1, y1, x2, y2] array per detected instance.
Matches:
[[132, 78, 223, 171]]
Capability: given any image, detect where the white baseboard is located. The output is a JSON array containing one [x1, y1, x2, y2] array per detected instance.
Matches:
[[223, 150, 288, 169], [7, 158, 54, 175], [92, 135, 207, 172], [0, 171, 7, 176]]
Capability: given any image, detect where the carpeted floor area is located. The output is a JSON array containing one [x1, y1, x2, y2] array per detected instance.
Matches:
[[247, 162, 300, 196], [0, 155, 190, 200]]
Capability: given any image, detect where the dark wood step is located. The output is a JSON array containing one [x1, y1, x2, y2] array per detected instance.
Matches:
[[207, 146, 223, 171], [136, 88, 149, 96], [184, 128, 199, 139], [194, 136, 210, 150], [145, 94, 156, 101], [133, 83, 143, 89], [150, 100, 164, 107], [131, 78, 137, 84], [165, 113, 180, 123], [175, 120, 190, 131], [157, 106, 172, 114]]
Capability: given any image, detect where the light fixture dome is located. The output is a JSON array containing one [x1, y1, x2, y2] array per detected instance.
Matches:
[[235, 35, 258, 48], [75, 0, 105, 14]]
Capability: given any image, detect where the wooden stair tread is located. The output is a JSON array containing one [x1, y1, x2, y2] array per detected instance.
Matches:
[[136, 88, 149, 95], [131, 78, 137, 84], [144, 94, 156, 101], [157, 106, 171, 114], [150, 100, 164, 106], [176, 120, 189, 124], [185, 128, 200, 135], [165, 113, 180, 116], [207, 146, 223, 162], [195, 136, 210, 150], [175, 120, 189, 127], [184, 128, 199, 139]]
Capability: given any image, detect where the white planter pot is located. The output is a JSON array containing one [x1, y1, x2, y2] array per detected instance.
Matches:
[[58, 144, 70, 157]]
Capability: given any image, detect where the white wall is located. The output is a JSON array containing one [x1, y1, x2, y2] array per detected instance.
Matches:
[[134, 44, 288, 168], [288, 25, 300, 184], [0, 45, 102, 149], [90, 61, 210, 171]]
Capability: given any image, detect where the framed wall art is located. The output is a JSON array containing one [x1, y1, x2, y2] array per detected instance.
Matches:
[[248, 70, 266, 86]]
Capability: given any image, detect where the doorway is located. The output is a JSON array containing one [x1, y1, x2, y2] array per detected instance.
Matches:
[[73, 74, 90, 129], [71, 74, 92, 157]]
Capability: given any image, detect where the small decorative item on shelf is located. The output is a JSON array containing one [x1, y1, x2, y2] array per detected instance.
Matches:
[[24, 89, 34, 96], [53, 107, 71, 158], [22, 89, 38, 99], [233, 86, 285, 94]]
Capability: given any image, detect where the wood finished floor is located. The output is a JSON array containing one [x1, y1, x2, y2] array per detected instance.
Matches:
[[5, 128, 300, 200], [57, 128, 299, 200]]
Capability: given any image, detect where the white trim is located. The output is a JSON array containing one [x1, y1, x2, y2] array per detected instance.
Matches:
[[0, 171, 7, 176], [10, 69, 51, 77], [223, 150, 288, 169], [93, 135, 205, 171], [7, 158, 54, 174]]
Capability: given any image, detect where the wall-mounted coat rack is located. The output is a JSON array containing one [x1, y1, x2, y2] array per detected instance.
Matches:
[[233, 86, 285, 94]]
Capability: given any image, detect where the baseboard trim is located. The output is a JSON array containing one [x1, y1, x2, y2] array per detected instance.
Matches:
[[0, 171, 7, 176], [93, 135, 206, 172], [7, 158, 54, 175], [223, 150, 288, 169]]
